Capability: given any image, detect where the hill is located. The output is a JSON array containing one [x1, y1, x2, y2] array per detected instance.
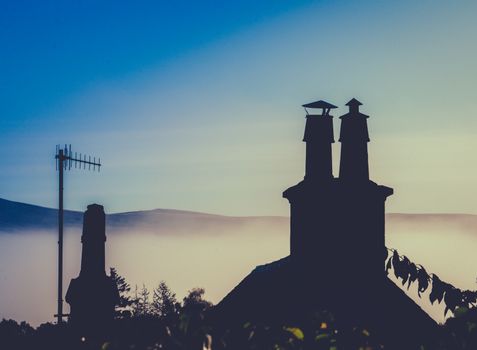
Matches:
[[2, 197, 476, 236], [0, 197, 288, 235]]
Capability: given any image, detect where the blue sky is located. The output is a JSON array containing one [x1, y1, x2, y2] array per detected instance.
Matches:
[[1, 0, 477, 215], [1, 0, 315, 127]]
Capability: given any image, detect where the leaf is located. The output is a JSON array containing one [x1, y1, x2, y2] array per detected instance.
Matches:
[[315, 333, 330, 342], [417, 268, 430, 296], [401, 256, 411, 266], [430, 275, 445, 305], [407, 263, 418, 289], [285, 327, 304, 341], [400, 256, 411, 285], [393, 252, 412, 284], [444, 287, 461, 314], [401, 272, 409, 286], [392, 250, 400, 279]]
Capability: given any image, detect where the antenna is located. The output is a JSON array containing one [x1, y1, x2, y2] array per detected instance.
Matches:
[[54, 144, 102, 324]]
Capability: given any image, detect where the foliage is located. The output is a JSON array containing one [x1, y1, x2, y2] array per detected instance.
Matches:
[[110, 267, 133, 318], [132, 284, 153, 317], [182, 288, 213, 313], [385, 248, 477, 316], [0, 314, 432, 350], [0, 319, 34, 338], [0, 318, 35, 349], [205, 311, 388, 350], [152, 281, 178, 318], [444, 306, 477, 349], [6, 268, 477, 349]]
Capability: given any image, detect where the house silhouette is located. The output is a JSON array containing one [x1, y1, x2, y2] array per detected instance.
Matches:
[[214, 99, 439, 348]]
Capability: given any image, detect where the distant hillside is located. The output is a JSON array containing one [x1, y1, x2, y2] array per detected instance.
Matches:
[[0, 198, 288, 235], [1, 197, 476, 236], [0, 198, 83, 231]]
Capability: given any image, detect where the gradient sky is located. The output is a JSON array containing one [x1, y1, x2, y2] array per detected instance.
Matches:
[[1, 0, 477, 216]]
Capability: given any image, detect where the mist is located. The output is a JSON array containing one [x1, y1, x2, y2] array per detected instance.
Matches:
[[0, 218, 289, 326], [0, 213, 476, 326]]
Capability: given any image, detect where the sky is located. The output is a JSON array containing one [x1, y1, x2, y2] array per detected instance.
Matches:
[[1, 0, 477, 216]]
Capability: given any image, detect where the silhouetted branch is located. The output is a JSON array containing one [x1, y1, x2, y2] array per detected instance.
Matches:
[[386, 248, 477, 316]]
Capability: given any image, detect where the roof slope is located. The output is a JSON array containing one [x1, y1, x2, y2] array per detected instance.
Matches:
[[214, 256, 440, 348]]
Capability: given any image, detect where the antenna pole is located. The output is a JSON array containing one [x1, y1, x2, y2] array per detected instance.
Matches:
[[54, 145, 101, 324], [57, 149, 64, 324]]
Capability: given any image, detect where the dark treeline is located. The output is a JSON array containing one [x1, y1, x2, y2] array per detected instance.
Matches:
[[1, 267, 215, 350], [1, 268, 477, 350]]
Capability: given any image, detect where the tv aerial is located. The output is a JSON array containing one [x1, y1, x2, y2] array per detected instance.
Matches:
[[54, 144, 102, 324]]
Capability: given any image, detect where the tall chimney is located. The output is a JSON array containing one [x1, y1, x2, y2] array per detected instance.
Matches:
[[80, 204, 106, 277], [338, 98, 370, 181], [65, 204, 118, 336], [302, 100, 337, 181]]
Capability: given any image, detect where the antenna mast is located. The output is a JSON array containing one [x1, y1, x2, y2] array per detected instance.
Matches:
[[54, 144, 101, 324]]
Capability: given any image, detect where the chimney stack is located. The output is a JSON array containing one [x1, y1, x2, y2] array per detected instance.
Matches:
[[80, 204, 106, 277], [338, 98, 370, 182], [302, 100, 337, 181], [65, 204, 119, 336]]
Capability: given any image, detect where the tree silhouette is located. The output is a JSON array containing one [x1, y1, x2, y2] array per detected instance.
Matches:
[[0, 319, 35, 349], [152, 281, 178, 318], [132, 284, 152, 317], [110, 267, 133, 318], [182, 288, 213, 313]]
